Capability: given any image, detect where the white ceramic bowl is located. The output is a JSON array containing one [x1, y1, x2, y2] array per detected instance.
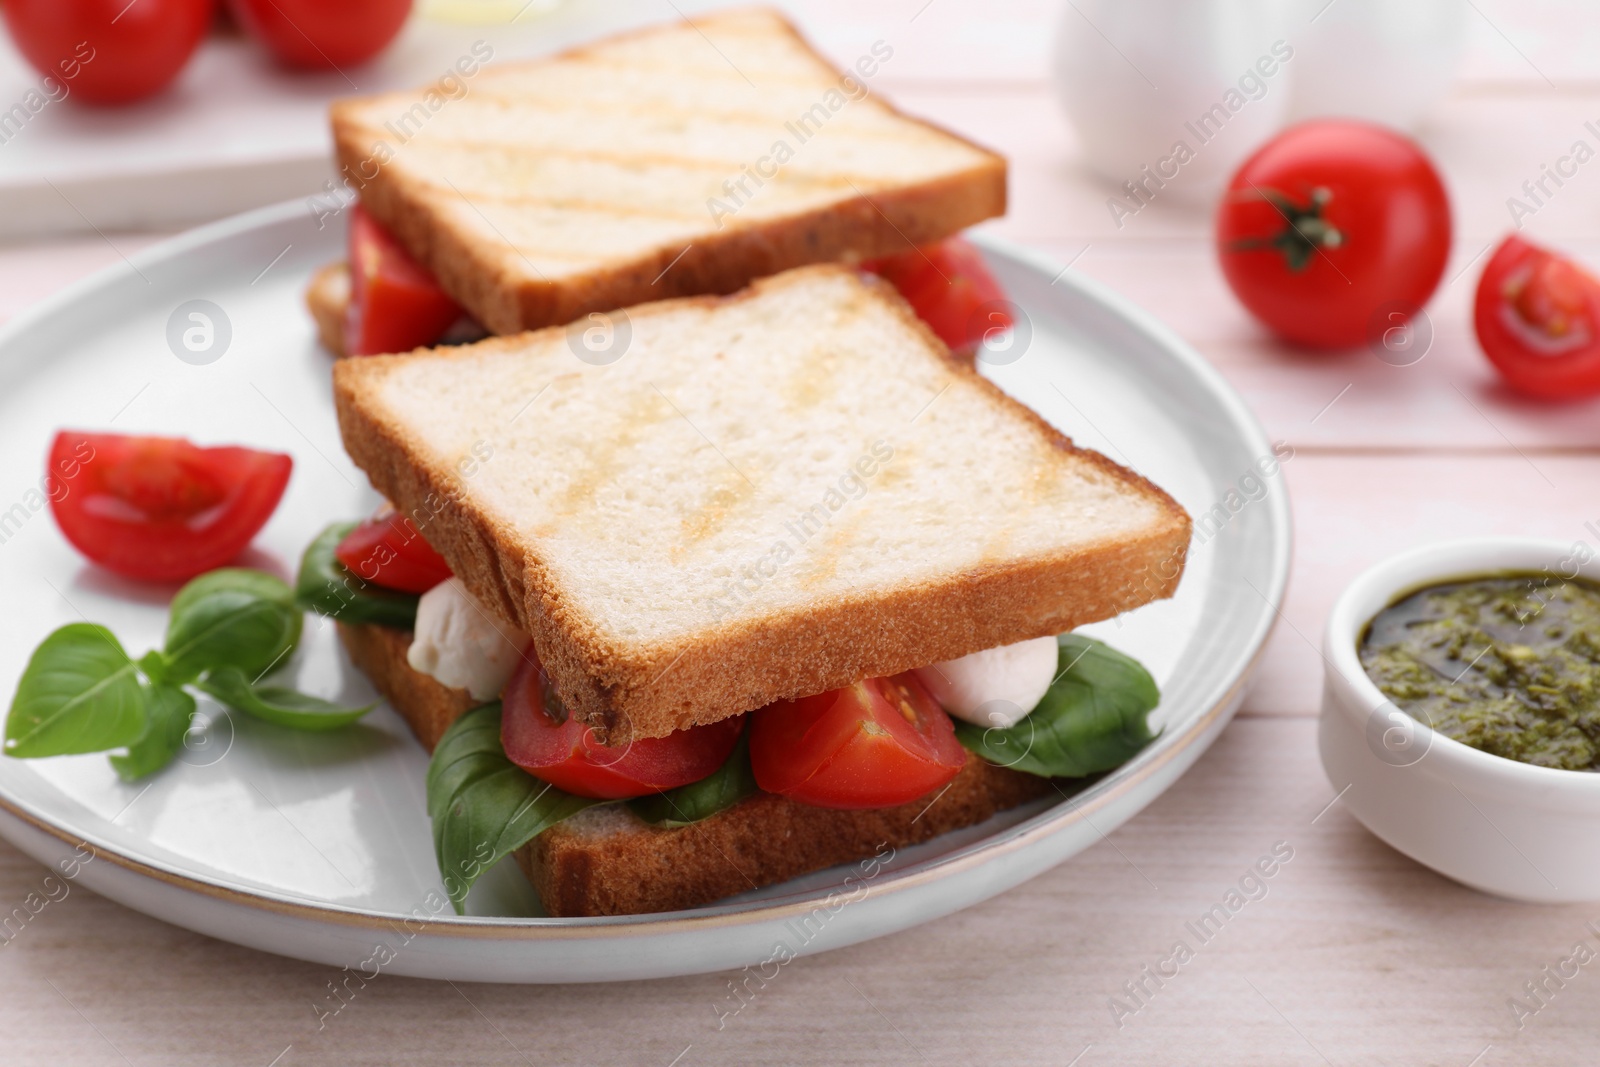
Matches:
[[1319, 537, 1600, 903]]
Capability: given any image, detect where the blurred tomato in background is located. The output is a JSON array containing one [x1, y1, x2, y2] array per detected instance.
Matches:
[[226, 0, 412, 69], [1, 0, 414, 107], [1474, 236, 1600, 401], [2, 0, 213, 105]]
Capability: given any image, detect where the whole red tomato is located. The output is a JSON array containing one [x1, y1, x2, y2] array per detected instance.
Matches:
[[1216, 120, 1452, 350], [227, 0, 411, 70], [1474, 235, 1600, 400], [2, 0, 212, 106]]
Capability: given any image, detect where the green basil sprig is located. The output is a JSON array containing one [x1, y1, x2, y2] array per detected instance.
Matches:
[[163, 568, 303, 683], [295, 522, 419, 629], [6, 624, 146, 758], [5, 568, 371, 781], [426, 703, 598, 913], [196, 667, 374, 732], [109, 684, 195, 781], [629, 730, 756, 827], [955, 635, 1159, 779]]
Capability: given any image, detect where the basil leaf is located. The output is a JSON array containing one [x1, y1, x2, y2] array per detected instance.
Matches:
[[196, 666, 373, 732], [5, 624, 147, 758], [295, 522, 419, 629], [110, 684, 196, 781], [426, 703, 597, 913], [955, 635, 1159, 779], [629, 731, 755, 827], [137, 650, 174, 687], [163, 569, 303, 685]]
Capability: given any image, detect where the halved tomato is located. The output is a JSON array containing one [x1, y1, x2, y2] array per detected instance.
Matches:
[[1474, 235, 1600, 399], [501, 647, 745, 800], [346, 204, 463, 357], [334, 507, 452, 594], [48, 432, 292, 582], [749, 673, 967, 810], [863, 237, 1011, 355]]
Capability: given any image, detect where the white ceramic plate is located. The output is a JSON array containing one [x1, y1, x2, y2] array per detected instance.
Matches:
[[0, 201, 1289, 982]]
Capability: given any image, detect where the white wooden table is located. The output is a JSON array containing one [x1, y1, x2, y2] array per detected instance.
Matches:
[[2, 2, 1598, 1063]]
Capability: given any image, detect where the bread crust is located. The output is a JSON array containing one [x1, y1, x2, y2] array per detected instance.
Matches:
[[334, 265, 1193, 743], [338, 620, 1054, 917], [306, 262, 349, 357], [337, 620, 475, 751], [522, 754, 1052, 917], [328, 8, 1007, 336]]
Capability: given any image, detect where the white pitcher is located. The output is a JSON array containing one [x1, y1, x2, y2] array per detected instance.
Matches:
[[1052, 0, 1292, 206]]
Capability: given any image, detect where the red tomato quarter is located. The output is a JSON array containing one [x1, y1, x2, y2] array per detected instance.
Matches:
[[2, 0, 212, 106], [334, 508, 452, 594], [864, 237, 1012, 356], [501, 648, 744, 800], [1474, 235, 1600, 400], [749, 673, 966, 810], [227, 0, 411, 70], [48, 432, 291, 583], [344, 204, 463, 356], [1217, 119, 1452, 349]]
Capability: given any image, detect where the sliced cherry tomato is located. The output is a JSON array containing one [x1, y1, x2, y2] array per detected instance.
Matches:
[[863, 237, 1011, 356], [749, 673, 966, 810], [1, 0, 212, 106], [1473, 235, 1600, 400], [48, 432, 291, 583], [226, 0, 411, 70], [334, 507, 452, 594], [1216, 119, 1452, 349], [345, 204, 462, 357], [501, 648, 745, 800]]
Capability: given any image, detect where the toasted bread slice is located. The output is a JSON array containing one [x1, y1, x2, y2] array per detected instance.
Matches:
[[306, 262, 350, 357], [329, 7, 1005, 336], [338, 619, 473, 750], [333, 264, 1192, 743], [337, 620, 1053, 917]]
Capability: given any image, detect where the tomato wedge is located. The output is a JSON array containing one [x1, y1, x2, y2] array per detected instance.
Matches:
[[749, 673, 967, 810], [1474, 235, 1600, 400], [863, 237, 1011, 356], [501, 647, 745, 800], [346, 204, 463, 357], [334, 508, 453, 594], [48, 432, 292, 583]]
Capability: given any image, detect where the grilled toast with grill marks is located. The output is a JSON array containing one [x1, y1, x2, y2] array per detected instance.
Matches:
[[332, 264, 1191, 744]]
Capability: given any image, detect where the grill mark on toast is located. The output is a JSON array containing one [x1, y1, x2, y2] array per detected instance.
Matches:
[[795, 509, 867, 590], [673, 468, 759, 562], [407, 175, 879, 222], [373, 141, 922, 192], [557, 386, 673, 514]]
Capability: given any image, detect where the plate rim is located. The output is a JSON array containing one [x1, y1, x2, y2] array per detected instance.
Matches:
[[0, 200, 1292, 940]]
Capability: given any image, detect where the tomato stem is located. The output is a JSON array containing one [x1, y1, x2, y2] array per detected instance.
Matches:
[[1228, 186, 1343, 272]]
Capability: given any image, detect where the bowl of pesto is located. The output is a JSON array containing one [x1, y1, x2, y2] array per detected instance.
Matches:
[[1320, 538, 1600, 903]]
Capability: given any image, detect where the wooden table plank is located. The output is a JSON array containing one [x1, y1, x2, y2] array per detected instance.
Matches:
[[0, 717, 1591, 1066]]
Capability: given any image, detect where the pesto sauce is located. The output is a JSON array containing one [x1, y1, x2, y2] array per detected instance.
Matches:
[[1359, 574, 1600, 771]]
